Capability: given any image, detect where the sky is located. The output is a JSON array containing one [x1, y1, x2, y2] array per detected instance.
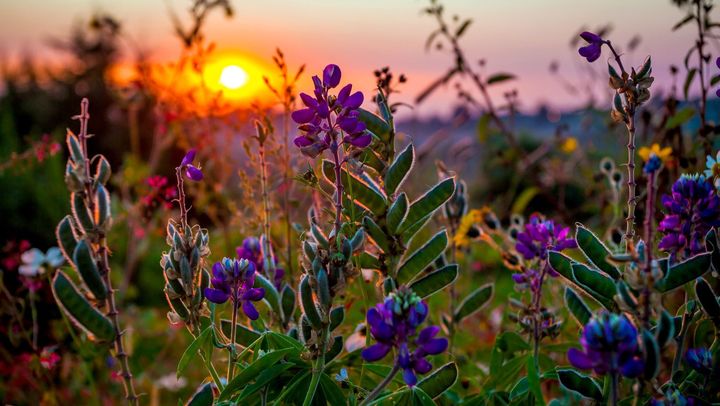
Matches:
[[0, 0, 717, 118]]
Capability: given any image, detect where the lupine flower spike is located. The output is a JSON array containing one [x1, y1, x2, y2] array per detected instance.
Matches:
[[204, 258, 265, 320]]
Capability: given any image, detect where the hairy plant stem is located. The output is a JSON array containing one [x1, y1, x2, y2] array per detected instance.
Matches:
[[76, 99, 139, 405], [531, 265, 548, 371], [227, 300, 239, 383], [624, 113, 637, 251], [302, 325, 329, 406], [360, 363, 400, 406]]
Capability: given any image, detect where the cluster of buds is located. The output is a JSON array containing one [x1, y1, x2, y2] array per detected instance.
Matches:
[[507, 298, 562, 340], [608, 55, 654, 122], [161, 219, 211, 328]]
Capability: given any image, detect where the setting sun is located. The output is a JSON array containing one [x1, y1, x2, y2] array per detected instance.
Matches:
[[219, 65, 248, 90]]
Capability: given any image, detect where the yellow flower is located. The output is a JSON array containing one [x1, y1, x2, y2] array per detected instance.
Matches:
[[638, 143, 672, 163], [453, 209, 483, 248], [560, 137, 578, 154]]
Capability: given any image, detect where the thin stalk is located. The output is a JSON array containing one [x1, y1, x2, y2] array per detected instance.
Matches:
[[610, 371, 619, 406], [331, 143, 344, 237], [624, 113, 637, 251], [360, 364, 400, 406], [302, 325, 329, 406], [672, 305, 692, 376], [283, 106, 294, 278], [76, 99, 138, 405], [30, 290, 38, 350], [695, 0, 708, 135], [259, 140, 276, 280], [227, 300, 239, 382], [641, 170, 656, 328], [531, 266, 548, 371]]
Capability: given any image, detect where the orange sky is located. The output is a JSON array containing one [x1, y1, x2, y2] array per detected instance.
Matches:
[[1, 0, 717, 117]]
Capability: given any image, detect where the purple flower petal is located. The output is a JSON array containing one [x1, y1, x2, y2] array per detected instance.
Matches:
[[402, 368, 417, 387], [242, 300, 260, 320], [323, 64, 341, 88], [361, 343, 391, 362], [567, 348, 594, 370], [412, 357, 433, 374], [243, 287, 265, 301], [580, 31, 602, 44], [181, 149, 196, 167], [204, 288, 230, 304], [344, 91, 364, 109], [620, 356, 644, 378], [185, 164, 204, 181], [417, 326, 440, 344], [291, 108, 316, 124], [420, 338, 448, 355]]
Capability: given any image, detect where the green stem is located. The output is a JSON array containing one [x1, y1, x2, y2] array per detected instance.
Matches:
[[360, 363, 400, 406], [624, 112, 637, 251], [302, 326, 329, 406], [227, 301, 239, 382], [610, 371, 619, 406]]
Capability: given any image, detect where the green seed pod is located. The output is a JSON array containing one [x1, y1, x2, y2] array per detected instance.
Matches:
[[190, 247, 201, 270], [655, 310, 675, 348], [66, 131, 84, 163], [636, 56, 652, 79], [341, 238, 352, 262], [200, 269, 210, 296], [311, 223, 329, 249], [300, 275, 322, 329], [56, 215, 78, 265], [326, 336, 343, 362], [52, 271, 115, 342], [383, 277, 396, 296], [616, 280, 638, 310], [316, 268, 331, 308], [71, 193, 94, 234], [312, 256, 323, 276], [281, 285, 296, 325], [64, 162, 84, 192], [94, 184, 111, 228], [180, 256, 193, 292], [329, 306, 344, 332], [300, 314, 312, 342], [642, 330, 660, 380], [94, 155, 111, 185], [350, 228, 365, 253], [173, 231, 184, 251], [303, 240, 317, 262], [72, 240, 107, 301], [695, 277, 720, 322]]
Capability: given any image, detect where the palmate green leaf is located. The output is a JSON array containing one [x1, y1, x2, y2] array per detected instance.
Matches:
[[237, 363, 294, 402], [409, 265, 458, 298], [575, 225, 620, 279], [358, 108, 391, 143], [220, 319, 262, 347], [411, 387, 436, 405], [401, 214, 433, 244], [385, 143, 415, 195], [322, 160, 387, 216], [453, 283, 493, 322], [51, 271, 115, 342], [484, 354, 529, 391], [177, 325, 213, 379], [526, 355, 546, 406], [564, 287, 592, 327], [570, 263, 616, 310], [417, 362, 458, 398], [396, 230, 448, 284], [219, 348, 294, 401], [398, 178, 455, 236], [510, 371, 557, 401], [358, 252, 382, 270], [556, 368, 603, 401], [186, 383, 214, 406], [387, 193, 409, 235], [72, 240, 107, 301], [272, 371, 310, 405], [363, 216, 390, 252], [655, 252, 712, 292], [320, 373, 346, 405]]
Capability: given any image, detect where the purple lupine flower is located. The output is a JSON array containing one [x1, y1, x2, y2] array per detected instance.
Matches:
[[685, 348, 712, 373], [291, 64, 370, 158], [515, 214, 576, 261], [578, 31, 605, 63], [236, 236, 285, 290], [204, 258, 265, 320], [650, 389, 694, 406], [180, 149, 203, 181], [658, 174, 720, 259], [361, 287, 448, 386], [644, 154, 662, 174], [567, 312, 644, 378]]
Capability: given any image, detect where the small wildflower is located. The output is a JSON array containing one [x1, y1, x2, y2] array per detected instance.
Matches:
[[703, 150, 720, 189], [567, 312, 644, 378], [560, 137, 578, 154], [39, 347, 61, 370], [361, 287, 448, 386], [578, 32, 605, 63], [650, 388, 694, 406], [18, 247, 64, 277], [685, 347, 712, 374], [180, 149, 203, 181], [515, 214, 576, 262], [204, 258, 265, 320], [639, 144, 672, 174]]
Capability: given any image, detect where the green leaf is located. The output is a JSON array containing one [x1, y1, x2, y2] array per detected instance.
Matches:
[[548, 251, 575, 282], [396, 230, 448, 284], [695, 277, 720, 320], [220, 320, 262, 347], [526, 356, 545, 406], [94, 184, 111, 226], [655, 253, 712, 292], [56, 215, 78, 265], [398, 178, 455, 236], [358, 252, 382, 270], [571, 263, 616, 310], [453, 283, 493, 322], [186, 383, 214, 406], [219, 348, 294, 401], [655, 310, 675, 348], [272, 371, 310, 405], [299, 275, 322, 329], [409, 265, 458, 298], [564, 287, 592, 326], [556, 368, 603, 401], [358, 108, 391, 143], [385, 143, 415, 195], [51, 271, 115, 341], [387, 193, 409, 235], [320, 373, 346, 405], [281, 285, 296, 325], [363, 216, 390, 252], [411, 387, 436, 405], [683, 68, 697, 100], [575, 225, 620, 279], [417, 362, 458, 398], [665, 106, 696, 130], [254, 272, 281, 317], [237, 363, 294, 401], [177, 326, 212, 378], [486, 73, 516, 85], [484, 354, 529, 390], [72, 240, 107, 301], [476, 113, 492, 142], [642, 330, 660, 379], [329, 306, 345, 332], [322, 160, 387, 216]]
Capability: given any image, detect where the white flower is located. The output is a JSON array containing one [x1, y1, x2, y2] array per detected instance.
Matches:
[[18, 247, 65, 277]]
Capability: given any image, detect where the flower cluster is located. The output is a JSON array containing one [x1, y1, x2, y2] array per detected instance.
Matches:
[[361, 288, 448, 386], [236, 237, 284, 289], [568, 312, 643, 378], [180, 149, 203, 181], [658, 174, 720, 258], [292, 64, 370, 158], [204, 258, 265, 320], [515, 214, 576, 262], [685, 347, 712, 374], [140, 175, 177, 218]]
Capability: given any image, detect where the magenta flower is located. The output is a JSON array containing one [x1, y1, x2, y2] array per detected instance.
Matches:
[[180, 149, 203, 181], [204, 258, 265, 320], [291, 64, 370, 158], [578, 31, 604, 63]]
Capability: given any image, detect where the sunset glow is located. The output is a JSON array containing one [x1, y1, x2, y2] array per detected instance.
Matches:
[[219, 65, 248, 89]]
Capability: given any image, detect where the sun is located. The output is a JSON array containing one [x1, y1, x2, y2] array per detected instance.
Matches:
[[219, 65, 249, 90]]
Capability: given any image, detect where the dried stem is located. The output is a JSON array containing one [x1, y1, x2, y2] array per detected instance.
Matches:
[[624, 113, 637, 251], [76, 99, 139, 405]]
